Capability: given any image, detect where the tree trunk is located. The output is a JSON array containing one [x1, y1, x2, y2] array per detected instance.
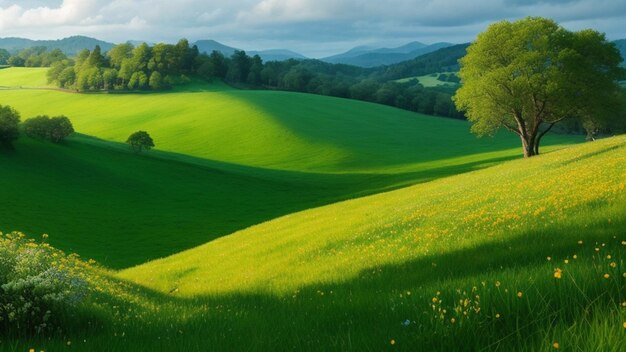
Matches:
[[520, 135, 537, 158]]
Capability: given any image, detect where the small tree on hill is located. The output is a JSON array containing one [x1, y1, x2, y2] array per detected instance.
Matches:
[[0, 105, 21, 149], [453, 17, 625, 158], [126, 131, 154, 153], [47, 116, 74, 143]]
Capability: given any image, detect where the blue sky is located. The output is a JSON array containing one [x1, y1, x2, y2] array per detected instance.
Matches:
[[0, 0, 625, 57]]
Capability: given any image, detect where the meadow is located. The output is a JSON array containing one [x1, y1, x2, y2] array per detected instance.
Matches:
[[3, 135, 625, 352], [1, 68, 623, 351], [0, 68, 575, 268]]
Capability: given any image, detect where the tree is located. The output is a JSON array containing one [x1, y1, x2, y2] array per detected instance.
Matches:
[[0, 105, 20, 149], [126, 131, 154, 153], [47, 116, 74, 143], [453, 17, 625, 157], [23, 115, 74, 143]]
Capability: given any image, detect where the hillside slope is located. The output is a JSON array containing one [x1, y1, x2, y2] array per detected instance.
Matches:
[[0, 68, 574, 174]]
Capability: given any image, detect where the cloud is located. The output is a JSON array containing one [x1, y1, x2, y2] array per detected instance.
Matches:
[[0, 0, 624, 57]]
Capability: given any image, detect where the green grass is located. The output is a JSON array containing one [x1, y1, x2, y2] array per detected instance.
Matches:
[[0, 68, 571, 173], [0, 67, 51, 88], [0, 68, 576, 269], [5, 136, 625, 351], [395, 72, 459, 87]]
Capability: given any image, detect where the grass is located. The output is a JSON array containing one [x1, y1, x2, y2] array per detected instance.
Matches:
[[395, 72, 459, 87], [3, 68, 619, 351], [0, 68, 576, 269], [4, 135, 625, 351]]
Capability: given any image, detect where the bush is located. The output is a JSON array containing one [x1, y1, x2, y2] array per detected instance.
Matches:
[[0, 232, 89, 334], [23, 115, 74, 143]]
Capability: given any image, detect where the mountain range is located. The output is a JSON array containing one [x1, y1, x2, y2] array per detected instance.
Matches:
[[320, 41, 454, 67], [1, 35, 624, 68]]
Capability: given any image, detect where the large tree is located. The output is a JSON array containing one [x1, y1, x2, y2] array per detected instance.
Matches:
[[453, 17, 625, 157]]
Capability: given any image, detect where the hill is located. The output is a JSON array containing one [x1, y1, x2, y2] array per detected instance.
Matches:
[[10, 134, 621, 351], [192, 40, 307, 61], [322, 41, 454, 67], [0, 68, 574, 174], [0, 35, 114, 55], [372, 43, 469, 80], [0, 68, 577, 270]]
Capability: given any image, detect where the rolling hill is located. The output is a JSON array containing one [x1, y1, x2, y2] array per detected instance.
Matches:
[[0, 67, 577, 270], [10, 134, 623, 351], [192, 40, 307, 62], [322, 41, 453, 67], [0, 35, 114, 55]]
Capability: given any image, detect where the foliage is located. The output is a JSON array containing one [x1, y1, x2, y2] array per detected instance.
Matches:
[[454, 17, 625, 157], [126, 130, 154, 153], [0, 104, 20, 149], [23, 115, 74, 143], [0, 231, 89, 335], [48, 40, 199, 91], [4, 47, 67, 68]]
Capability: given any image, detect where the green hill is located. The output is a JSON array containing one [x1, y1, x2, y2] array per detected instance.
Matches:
[[10, 135, 624, 351], [0, 68, 573, 173]]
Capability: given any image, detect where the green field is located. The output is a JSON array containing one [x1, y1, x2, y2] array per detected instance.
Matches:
[[0, 68, 576, 269], [395, 72, 459, 87], [2, 68, 622, 351], [6, 135, 625, 351]]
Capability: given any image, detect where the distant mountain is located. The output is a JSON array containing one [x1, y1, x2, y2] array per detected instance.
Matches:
[[613, 39, 626, 67], [192, 40, 238, 57], [248, 49, 307, 62], [192, 39, 306, 61], [0, 36, 114, 55], [322, 42, 454, 67]]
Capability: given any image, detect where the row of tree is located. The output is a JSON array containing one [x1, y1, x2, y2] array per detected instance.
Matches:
[[47, 39, 200, 91], [197, 51, 464, 119], [0, 47, 68, 67], [0, 105, 74, 149]]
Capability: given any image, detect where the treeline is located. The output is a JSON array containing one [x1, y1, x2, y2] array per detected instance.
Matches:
[[0, 47, 67, 67], [47, 39, 199, 91], [203, 51, 464, 119], [42, 39, 465, 118], [0, 104, 74, 149]]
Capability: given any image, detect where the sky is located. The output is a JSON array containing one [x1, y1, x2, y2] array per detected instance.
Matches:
[[0, 0, 625, 58]]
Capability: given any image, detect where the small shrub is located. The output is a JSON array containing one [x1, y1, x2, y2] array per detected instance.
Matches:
[[0, 232, 89, 334]]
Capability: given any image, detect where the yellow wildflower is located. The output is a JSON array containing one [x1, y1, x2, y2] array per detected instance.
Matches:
[[554, 268, 562, 279], [553, 342, 560, 349]]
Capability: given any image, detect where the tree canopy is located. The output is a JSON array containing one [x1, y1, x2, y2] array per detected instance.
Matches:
[[454, 17, 625, 157], [0, 105, 21, 149], [126, 131, 155, 154]]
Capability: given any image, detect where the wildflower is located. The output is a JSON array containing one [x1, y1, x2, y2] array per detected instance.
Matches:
[[554, 268, 562, 279], [495, 281, 501, 287], [623, 322, 626, 329], [573, 255, 577, 260], [450, 318, 456, 324], [495, 313, 500, 318], [553, 342, 560, 349], [390, 339, 396, 345], [603, 273, 610, 279], [607, 255, 612, 259], [67, 341, 71, 346], [547, 256, 552, 261], [403, 319, 410, 326], [610, 262, 617, 268], [29, 349, 35, 352], [564, 259, 569, 264], [517, 291, 523, 298], [578, 240, 583, 244], [621, 241, 625, 245], [622, 301, 626, 307]]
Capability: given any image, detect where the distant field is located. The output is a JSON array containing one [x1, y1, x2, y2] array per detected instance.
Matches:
[[0, 68, 572, 174], [0, 67, 51, 88], [395, 71, 459, 87]]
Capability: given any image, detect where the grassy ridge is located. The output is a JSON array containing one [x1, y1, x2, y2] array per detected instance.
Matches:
[[8, 136, 624, 351], [0, 68, 573, 173]]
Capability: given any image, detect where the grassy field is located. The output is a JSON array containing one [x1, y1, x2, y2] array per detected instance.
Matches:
[[395, 72, 459, 87], [4, 135, 625, 351], [0, 68, 577, 269], [3, 68, 619, 351]]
